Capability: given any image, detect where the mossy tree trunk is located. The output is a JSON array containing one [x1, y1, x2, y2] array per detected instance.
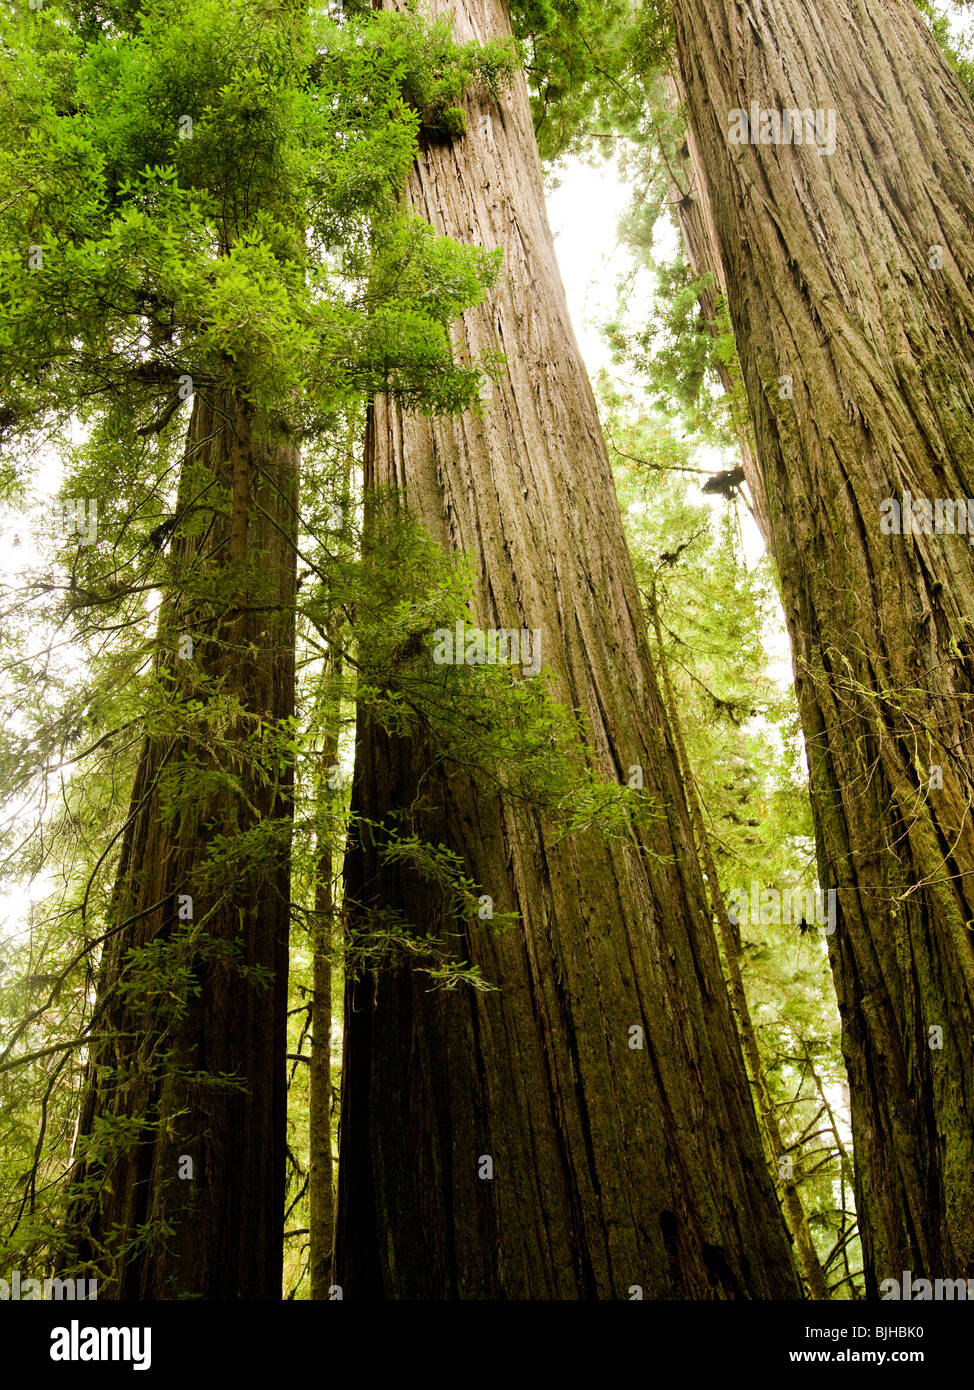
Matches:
[[670, 0, 974, 1291]]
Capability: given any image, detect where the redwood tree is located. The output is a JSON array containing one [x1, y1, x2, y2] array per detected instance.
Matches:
[[335, 0, 802, 1300], [668, 0, 974, 1290], [64, 393, 299, 1299]]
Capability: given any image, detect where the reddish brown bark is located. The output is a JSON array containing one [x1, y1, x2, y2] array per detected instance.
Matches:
[[335, 0, 802, 1300], [669, 0, 974, 1290]]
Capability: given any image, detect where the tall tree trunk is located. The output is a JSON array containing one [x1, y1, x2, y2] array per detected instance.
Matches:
[[335, 0, 802, 1300], [669, 0, 974, 1291], [309, 456, 351, 1300], [63, 390, 298, 1299]]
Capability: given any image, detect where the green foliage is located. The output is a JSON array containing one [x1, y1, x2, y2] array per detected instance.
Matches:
[[511, 0, 674, 161], [293, 490, 663, 1000], [343, 10, 518, 139], [346, 492, 650, 819], [0, 0, 508, 449], [605, 256, 745, 450]]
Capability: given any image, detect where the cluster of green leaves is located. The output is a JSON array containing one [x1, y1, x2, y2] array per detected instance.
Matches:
[[348, 9, 518, 139], [345, 491, 656, 828], [511, 0, 673, 162], [0, 0, 507, 449], [605, 258, 744, 450], [916, 0, 974, 98]]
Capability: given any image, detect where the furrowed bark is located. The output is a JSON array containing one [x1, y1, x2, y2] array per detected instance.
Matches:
[[335, 0, 803, 1300], [669, 0, 974, 1290]]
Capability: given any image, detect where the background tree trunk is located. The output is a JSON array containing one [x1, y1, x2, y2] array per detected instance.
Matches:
[[335, 0, 802, 1300], [309, 676, 340, 1301], [64, 391, 298, 1299], [309, 824, 334, 1300], [647, 581, 830, 1300], [669, 0, 974, 1291]]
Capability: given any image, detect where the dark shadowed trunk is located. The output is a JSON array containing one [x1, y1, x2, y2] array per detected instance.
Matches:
[[669, 0, 974, 1291], [63, 390, 298, 1299], [335, 0, 802, 1300]]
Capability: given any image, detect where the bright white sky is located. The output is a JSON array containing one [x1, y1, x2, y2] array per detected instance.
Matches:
[[547, 161, 634, 379]]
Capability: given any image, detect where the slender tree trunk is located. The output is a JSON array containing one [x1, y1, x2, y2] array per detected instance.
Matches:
[[802, 1052, 858, 1294], [309, 456, 351, 1300], [669, 0, 974, 1291], [335, 0, 802, 1300], [647, 582, 829, 1299], [309, 695, 340, 1300], [309, 826, 334, 1300], [63, 390, 298, 1298]]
